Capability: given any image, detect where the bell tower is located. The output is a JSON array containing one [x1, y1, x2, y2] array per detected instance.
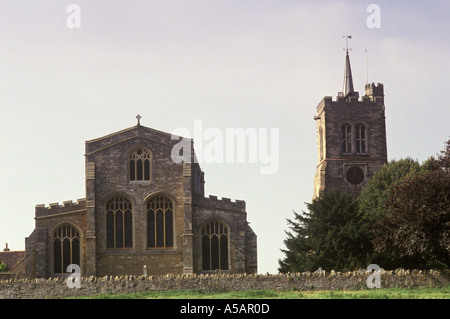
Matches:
[[313, 41, 388, 199]]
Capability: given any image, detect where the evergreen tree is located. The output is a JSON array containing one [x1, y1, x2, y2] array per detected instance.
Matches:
[[279, 191, 372, 273]]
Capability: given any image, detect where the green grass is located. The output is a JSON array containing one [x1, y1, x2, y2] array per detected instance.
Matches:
[[71, 286, 450, 299]]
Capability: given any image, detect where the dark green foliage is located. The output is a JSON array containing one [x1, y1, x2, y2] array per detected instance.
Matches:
[[280, 139, 450, 273], [373, 169, 450, 269], [371, 140, 450, 269], [357, 157, 433, 267], [0, 261, 7, 272], [279, 191, 372, 273], [359, 139, 450, 269], [358, 157, 429, 224]]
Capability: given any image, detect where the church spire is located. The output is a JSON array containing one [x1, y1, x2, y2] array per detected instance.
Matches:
[[341, 35, 357, 99], [343, 51, 355, 98]]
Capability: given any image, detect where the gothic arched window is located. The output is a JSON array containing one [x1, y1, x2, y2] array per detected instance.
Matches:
[[146, 194, 174, 248], [129, 148, 151, 181], [341, 123, 352, 154], [201, 220, 229, 271], [356, 123, 367, 154], [53, 224, 80, 274], [106, 196, 133, 249]]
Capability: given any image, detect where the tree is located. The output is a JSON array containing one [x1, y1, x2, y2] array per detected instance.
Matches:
[[279, 191, 372, 273], [358, 157, 428, 224], [372, 141, 450, 269], [357, 157, 433, 267], [0, 261, 7, 272]]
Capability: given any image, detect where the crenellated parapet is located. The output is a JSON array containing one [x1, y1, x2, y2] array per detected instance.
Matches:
[[316, 82, 385, 115], [364, 82, 384, 100], [35, 198, 87, 219], [193, 194, 246, 213]]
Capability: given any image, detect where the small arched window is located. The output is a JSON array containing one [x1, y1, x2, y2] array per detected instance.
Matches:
[[129, 148, 151, 181], [146, 194, 174, 248], [356, 123, 367, 154], [53, 224, 80, 274], [201, 220, 229, 271], [106, 196, 133, 248], [341, 124, 352, 154]]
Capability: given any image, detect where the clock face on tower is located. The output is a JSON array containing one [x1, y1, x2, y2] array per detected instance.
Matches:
[[346, 166, 365, 185]]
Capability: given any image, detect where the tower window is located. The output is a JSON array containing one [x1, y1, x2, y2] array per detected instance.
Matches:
[[341, 124, 352, 154], [146, 194, 174, 248], [129, 148, 151, 182], [356, 123, 366, 154], [106, 196, 133, 249], [201, 220, 229, 271]]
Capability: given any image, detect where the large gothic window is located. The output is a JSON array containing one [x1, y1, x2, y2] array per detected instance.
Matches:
[[53, 224, 80, 274], [356, 123, 367, 154], [201, 220, 229, 271], [106, 196, 133, 249], [341, 123, 352, 154], [129, 148, 151, 181], [146, 194, 174, 248]]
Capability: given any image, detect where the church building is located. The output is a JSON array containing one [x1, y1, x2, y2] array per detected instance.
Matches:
[[25, 119, 257, 278], [313, 44, 388, 199]]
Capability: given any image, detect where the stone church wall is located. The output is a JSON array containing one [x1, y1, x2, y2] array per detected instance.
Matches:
[[192, 195, 257, 274], [25, 200, 87, 278], [86, 130, 188, 276], [25, 124, 258, 278]]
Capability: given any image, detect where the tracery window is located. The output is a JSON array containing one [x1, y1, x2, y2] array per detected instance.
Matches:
[[146, 194, 174, 248], [341, 123, 352, 154], [129, 148, 151, 181], [356, 123, 367, 154], [53, 224, 80, 274], [201, 220, 229, 271], [106, 196, 133, 249]]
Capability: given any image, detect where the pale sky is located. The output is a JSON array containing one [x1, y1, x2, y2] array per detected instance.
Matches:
[[0, 0, 449, 274]]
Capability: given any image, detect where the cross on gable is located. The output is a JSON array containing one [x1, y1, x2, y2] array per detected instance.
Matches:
[[136, 114, 142, 126]]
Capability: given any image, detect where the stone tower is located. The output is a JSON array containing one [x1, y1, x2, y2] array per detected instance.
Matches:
[[313, 50, 388, 199]]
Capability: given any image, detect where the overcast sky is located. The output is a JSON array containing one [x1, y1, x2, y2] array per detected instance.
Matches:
[[0, 0, 449, 274]]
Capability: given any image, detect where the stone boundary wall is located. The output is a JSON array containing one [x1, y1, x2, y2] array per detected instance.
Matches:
[[1, 270, 448, 299]]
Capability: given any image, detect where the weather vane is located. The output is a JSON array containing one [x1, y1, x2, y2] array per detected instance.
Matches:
[[343, 35, 352, 54]]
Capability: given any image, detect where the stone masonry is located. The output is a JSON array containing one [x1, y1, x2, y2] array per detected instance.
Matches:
[[313, 81, 388, 199], [1, 269, 448, 299], [25, 123, 257, 278]]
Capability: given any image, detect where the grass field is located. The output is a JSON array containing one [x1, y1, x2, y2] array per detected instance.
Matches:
[[72, 286, 450, 299]]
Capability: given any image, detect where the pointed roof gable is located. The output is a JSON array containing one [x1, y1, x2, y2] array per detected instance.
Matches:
[[85, 124, 191, 156]]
